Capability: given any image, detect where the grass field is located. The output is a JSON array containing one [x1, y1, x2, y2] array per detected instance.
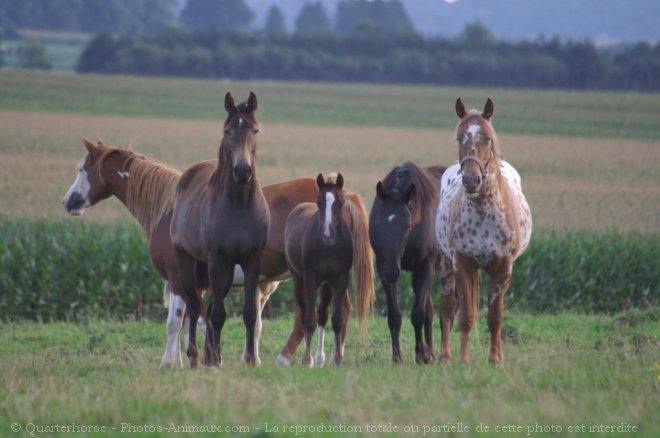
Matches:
[[1, 311, 659, 437]]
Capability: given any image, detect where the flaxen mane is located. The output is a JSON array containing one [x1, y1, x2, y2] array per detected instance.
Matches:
[[126, 156, 181, 236]]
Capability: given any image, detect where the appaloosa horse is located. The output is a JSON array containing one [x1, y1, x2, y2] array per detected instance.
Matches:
[[284, 173, 375, 367], [435, 98, 532, 364], [369, 161, 446, 364], [171, 92, 270, 368]]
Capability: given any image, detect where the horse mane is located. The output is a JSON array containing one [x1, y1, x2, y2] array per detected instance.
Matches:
[[92, 145, 181, 236], [126, 156, 181, 236], [382, 161, 438, 216]]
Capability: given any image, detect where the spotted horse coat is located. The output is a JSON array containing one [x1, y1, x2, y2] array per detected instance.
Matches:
[[434, 97, 532, 364]]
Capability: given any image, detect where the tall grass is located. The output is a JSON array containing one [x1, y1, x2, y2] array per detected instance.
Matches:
[[0, 219, 162, 322], [0, 219, 657, 322]]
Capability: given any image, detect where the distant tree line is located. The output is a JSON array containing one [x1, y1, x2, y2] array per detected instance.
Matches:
[[77, 22, 660, 91]]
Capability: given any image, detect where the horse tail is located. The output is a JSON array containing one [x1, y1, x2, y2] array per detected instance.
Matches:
[[346, 192, 376, 336]]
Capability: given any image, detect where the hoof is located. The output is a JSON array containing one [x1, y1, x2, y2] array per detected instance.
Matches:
[[315, 352, 326, 367], [275, 354, 291, 366], [439, 352, 452, 364], [392, 354, 403, 365]]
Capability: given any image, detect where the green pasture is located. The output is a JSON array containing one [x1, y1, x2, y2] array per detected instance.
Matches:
[[1, 312, 658, 437], [1, 70, 659, 140]]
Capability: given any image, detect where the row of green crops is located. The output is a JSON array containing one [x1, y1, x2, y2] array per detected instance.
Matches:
[[0, 218, 657, 322]]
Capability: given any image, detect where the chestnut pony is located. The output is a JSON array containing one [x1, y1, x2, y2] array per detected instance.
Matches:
[[369, 161, 446, 364], [284, 173, 375, 367], [435, 98, 532, 364]]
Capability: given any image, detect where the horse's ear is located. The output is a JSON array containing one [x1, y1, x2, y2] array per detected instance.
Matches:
[[455, 98, 467, 119], [336, 173, 344, 190], [376, 181, 387, 200], [404, 183, 416, 204], [316, 173, 325, 188], [482, 97, 494, 120], [96, 136, 105, 146], [247, 92, 258, 113], [83, 138, 101, 160], [224, 92, 235, 113]]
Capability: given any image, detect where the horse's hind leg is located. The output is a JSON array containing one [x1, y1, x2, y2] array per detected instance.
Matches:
[[174, 248, 200, 368], [411, 262, 435, 364], [339, 288, 352, 359], [439, 256, 456, 363], [330, 274, 350, 365], [486, 258, 512, 364], [315, 283, 333, 367], [276, 274, 305, 366], [160, 285, 186, 369]]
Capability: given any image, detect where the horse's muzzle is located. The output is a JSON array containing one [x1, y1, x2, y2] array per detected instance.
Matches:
[[462, 173, 482, 196], [63, 193, 86, 215], [233, 164, 253, 185]]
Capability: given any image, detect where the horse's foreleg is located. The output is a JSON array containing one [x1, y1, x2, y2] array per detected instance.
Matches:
[[439, 256, 456, 363], [315, 283, 333, 367], [174, 248, 201, 369], [241, 254, 262, 366], [455, 254, 479, 364], [381, 276, 403, 364], [206, 257, 234, 367], [411, 262, 435, 364], [340, 288, 351, 359], [486, 258, 512, 365], [160, 287, 186, 369], [330, 274, 350, 365], [276, 274, 305, 366], [302, 273, 319, 368]]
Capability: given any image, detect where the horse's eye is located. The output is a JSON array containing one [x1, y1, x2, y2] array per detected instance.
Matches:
[[79, 168, 83, 172], [224, 129, 230, 135], [254, 128, 259, 134]]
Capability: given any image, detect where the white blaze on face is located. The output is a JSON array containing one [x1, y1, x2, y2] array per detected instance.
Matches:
[[323, 192, 335, 238], [62, 161, 92, 215]]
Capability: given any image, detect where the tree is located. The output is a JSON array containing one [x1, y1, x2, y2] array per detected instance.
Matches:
[[264, 4, 287, 37], [335, 0, 414, 35], [180, 0, 254, 32], [17, 38, 51, 70], [294, 2, 331, 36]]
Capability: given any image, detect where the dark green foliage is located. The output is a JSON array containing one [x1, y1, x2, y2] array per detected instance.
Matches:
[[180, 0, 254, 32], [378, 230, 659, 316], [264, 4, 287, 37], [1, 220, 657, 322], [0, 219, 162, 322], [17, 38, 51, 70], [335, 0, 413, 35], [75, 23, 660, 90], [294, 2, 331, 36], [0, 0, 176, 35]]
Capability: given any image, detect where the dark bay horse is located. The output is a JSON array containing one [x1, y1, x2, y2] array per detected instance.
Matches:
[[63, 139, 372, 368], [369, 162, 447, 364], [435, 98, 532, 364], [284, 173, 375, 367], [171, 92, 270, 367]]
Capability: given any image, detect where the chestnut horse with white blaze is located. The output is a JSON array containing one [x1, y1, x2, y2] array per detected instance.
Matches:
[[284, 173, 375, 367], [435, 98, 532, 364], [171, 92, 271, 367]]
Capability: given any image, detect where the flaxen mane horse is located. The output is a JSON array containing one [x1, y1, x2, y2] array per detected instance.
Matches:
[[284, 173, 375, 366], [63, 140, 324, 368], [435, 98, 532, 364], [369, 161, 446, 364], [171, 92, 270, 368]]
